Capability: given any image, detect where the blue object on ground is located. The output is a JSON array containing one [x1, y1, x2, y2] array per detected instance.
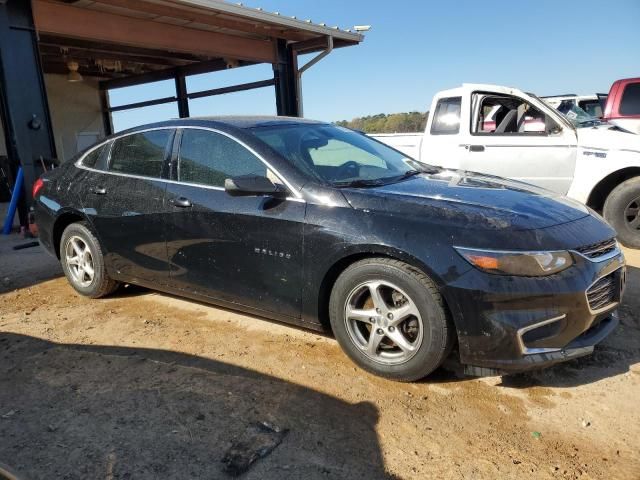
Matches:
[[2, 166, 23, 235]]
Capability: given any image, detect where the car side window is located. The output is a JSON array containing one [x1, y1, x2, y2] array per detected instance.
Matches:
[[620, 83, 640, 116], [81, 144, 106, 169], [178, 129, 268, 187], [472, 94, 551, 135], [109, 130, 172, 178], [430, 97, 461, 135]]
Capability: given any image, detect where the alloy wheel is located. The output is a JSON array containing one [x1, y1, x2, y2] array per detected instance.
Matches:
[[625, 197, 640, 230], [344, 280, 424, 365], [64, 235, 95, 288]]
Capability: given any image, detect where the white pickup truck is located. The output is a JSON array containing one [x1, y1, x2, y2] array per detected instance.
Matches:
[[372, 84, 640, 247]]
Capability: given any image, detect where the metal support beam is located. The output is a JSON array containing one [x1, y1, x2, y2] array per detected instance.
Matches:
[[175, 74, 190, 118], [188, 79, 275, 100], [0, 0, 57, 210], [273, 39, 299, 117], [99, 89, 113, 135], [105, 79, 274, 115], [109, 96, 177, 113]]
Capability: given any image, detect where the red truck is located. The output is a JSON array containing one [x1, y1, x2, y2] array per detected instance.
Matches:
[[602, 77, 640, 134]]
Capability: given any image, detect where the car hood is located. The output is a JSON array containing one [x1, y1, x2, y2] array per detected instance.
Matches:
[[577, 124, 640, 151], [341, 169, 590, 231]]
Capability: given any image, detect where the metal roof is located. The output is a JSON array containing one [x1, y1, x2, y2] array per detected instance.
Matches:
[[175, 0, 365, 41], [36, 0, 365, 79], [58, 0, 364, 44]]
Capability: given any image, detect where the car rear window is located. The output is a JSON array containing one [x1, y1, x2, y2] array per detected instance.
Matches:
[[109, 130, 172, 178], [620, 83, 640, 116], [81, 144, 106, 169], [430, 97, 461, 135]]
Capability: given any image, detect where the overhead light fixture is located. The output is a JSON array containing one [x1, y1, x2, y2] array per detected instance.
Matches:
[[353, 25, 371, 32], [67, 60, 83, 83]]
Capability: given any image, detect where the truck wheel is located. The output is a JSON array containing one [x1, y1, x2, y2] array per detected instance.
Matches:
[[329, 258, 454, 382], [60, 222, 120, 298], [603, 177, 640, 249]]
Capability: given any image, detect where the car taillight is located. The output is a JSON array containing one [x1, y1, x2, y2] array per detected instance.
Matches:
[[32, 178, 44, 198]]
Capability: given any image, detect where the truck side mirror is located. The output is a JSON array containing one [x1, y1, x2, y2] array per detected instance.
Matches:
[[545, 116, 562, 135]]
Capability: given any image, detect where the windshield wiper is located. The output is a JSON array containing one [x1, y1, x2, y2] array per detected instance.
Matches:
[[395, 170, 422, 180], [578, 119, 605, 127], [333, 170, 423, 189], [333, 178, 390, 188]]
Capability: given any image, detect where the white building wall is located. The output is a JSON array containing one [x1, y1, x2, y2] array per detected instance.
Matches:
[[44, 74, 106, 162]]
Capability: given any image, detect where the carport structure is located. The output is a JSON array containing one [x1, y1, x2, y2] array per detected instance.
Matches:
[[0, 0, 363, 219]]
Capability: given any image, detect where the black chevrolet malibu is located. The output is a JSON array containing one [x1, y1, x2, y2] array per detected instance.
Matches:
[[33, 117, 626, 381]]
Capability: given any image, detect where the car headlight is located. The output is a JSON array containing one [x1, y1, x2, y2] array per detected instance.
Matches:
[[454, 247, 573, 276]]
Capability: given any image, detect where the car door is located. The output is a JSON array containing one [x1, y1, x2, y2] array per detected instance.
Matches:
[[78, 128, 174, 286], [459, 92, 577, 194], [163, 127, 306, 319]]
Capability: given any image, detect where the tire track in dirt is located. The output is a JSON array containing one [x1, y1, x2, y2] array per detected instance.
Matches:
[[1, 278, 639, 479]]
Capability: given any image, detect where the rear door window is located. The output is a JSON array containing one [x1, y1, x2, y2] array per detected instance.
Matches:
[[620, 83, 640, 115], [109, 130, 172, 178], [430, 97, 461, 135], [177, 129, 268, 187]]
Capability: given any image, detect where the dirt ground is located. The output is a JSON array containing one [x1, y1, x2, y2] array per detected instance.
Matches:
[[0, 236, 639, 479]]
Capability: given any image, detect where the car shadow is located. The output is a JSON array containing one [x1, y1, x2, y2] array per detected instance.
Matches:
[[0, 333, 395, 480], [0, 238, 62, 294], [498, 265, 640, 389]]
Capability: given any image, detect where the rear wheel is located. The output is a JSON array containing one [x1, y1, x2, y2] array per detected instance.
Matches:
[[603, 177, 640, 248], [60, 222, 119, 298], [329, 258, 454, 382]]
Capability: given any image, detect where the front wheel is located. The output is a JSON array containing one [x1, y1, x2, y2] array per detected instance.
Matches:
[[60, 222, 119, 298], [603, 177, 640, 249], [329, 258, 454, 382]]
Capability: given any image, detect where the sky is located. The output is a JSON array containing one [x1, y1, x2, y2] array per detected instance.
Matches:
[[110, 0, 640, 131]]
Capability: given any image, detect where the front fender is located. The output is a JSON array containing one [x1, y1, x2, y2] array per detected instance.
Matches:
[[568, 147, 640, 204]]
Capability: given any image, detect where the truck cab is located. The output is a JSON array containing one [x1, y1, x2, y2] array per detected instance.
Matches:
[[602, 77, 640, 134], [421, 84, 578, 194]]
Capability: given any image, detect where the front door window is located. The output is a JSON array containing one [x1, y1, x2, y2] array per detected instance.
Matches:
[[473, 94, 551, 134]]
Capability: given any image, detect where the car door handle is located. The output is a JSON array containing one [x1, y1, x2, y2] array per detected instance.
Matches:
[[469, 145, 485, 152], [171, 197, 192, 208], [89, 186, 107, 195]]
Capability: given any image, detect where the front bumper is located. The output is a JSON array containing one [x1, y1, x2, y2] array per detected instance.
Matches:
[[443, 245, 626, 373]]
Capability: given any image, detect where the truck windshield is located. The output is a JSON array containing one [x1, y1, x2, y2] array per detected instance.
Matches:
[[250, 123, 432, 187], [557, 101, 606, 128]]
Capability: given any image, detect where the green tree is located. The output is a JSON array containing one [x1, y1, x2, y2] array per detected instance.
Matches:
[[335, 112, 429, 133]]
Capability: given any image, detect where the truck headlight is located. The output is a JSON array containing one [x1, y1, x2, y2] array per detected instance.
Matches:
[[455, 247, 573, 276]]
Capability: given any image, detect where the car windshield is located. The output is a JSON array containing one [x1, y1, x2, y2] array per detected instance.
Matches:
[[250, 123, 433, 187], [556, 101, 606, 128]]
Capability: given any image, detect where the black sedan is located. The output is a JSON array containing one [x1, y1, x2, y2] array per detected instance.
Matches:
[[33, 117, 626, 381]]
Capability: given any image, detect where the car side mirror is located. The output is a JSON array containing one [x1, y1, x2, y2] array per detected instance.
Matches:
[[224, 175, 286, 197]]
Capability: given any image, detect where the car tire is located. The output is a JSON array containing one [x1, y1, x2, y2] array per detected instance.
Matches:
[[603, 177, 640, 249], [329, 258, 454, 382], [59, 222, 119, 298]]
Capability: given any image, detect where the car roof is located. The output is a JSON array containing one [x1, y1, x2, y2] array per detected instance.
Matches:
[[191, 115, 327, 128], [122, 116, 328, 133]]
